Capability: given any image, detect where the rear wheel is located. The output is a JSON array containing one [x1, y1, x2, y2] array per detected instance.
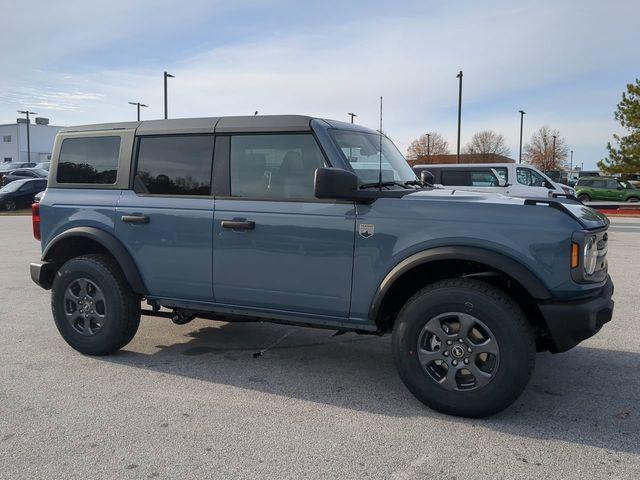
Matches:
[[577, 193, 591, 203], [51, 254, 140, 355], [3, 199, 16, 211], [626, 196, 639, 203], [392, 278, 535, 418]]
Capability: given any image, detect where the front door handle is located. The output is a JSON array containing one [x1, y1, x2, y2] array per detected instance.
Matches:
[[122, 215, 150, 224], [221, 219, 255, 230]]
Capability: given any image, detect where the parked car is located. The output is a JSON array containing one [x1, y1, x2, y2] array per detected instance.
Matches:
[[0, 178, 47, 211], [2, 168, 49, 186], [0, 162, 37, 183], [30, 116, 612, 418], [34, 161, 51, 171], [413, 163, 571, 198], [575, 176, 640, 202]]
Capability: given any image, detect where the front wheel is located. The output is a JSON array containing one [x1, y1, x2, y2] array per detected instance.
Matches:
[[392, 278, 535, 418], [577, 193, 591, 203], [626, 196, 639, 203], [51, 254, 141, 355]]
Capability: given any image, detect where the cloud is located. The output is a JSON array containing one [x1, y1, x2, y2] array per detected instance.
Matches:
[[1, 0, 637, 168]]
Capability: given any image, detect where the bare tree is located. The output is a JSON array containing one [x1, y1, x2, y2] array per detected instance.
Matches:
[[463, 130, 511, 157], [406, 132, 450, 159], [523, 126, 569, 171]]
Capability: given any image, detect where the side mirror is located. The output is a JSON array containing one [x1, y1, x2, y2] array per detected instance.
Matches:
[[617, 186, 623, 190], [420, 170, 434, 185], [314, 167, 359, 200]]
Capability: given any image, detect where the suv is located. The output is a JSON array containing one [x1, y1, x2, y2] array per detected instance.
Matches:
[[575, 176, 640, 203], [412, 163, 573, 198], [30, 116, 613, 418]]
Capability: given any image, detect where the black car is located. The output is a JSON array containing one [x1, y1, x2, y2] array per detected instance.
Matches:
[[2, 168, 49, 186], [0, 178, 47, 211]]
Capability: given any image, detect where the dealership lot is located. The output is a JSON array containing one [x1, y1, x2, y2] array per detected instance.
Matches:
[[1, 215, 639, 479]]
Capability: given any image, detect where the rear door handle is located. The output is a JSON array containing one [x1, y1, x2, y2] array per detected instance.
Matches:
[[221, 220, 255, 230], [122, 215, 150, 224]]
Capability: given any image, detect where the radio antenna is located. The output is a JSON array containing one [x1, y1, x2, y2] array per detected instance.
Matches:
[[378, 95, 383, 191]]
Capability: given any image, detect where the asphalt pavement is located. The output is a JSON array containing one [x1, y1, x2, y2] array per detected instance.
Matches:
[[1, 215, 639, 479]]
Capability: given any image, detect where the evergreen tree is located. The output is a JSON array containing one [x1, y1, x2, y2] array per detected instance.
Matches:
[[598, 79, 640, 174]]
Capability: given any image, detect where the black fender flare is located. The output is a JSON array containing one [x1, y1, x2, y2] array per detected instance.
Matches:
[[42, 226, 148, 294], [369, 246, 552, 321]]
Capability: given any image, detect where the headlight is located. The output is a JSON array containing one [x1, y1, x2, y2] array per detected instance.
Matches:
[[583, 236, 598, 275]]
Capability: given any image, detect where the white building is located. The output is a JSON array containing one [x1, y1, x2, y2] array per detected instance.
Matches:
[[0, 117, 63, 165]]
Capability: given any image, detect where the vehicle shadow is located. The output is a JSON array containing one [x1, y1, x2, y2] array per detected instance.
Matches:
[[103, 318, 639, 455]]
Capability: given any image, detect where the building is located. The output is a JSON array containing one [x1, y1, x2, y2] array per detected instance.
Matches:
[[0, 117, 63, 165], [407, 153, 515, 167]]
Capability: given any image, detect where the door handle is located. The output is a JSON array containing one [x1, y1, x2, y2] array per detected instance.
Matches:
[[122, 215, 150, 224], [221, 219, 255, 230]]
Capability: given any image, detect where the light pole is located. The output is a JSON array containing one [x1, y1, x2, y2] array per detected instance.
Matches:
[[552, 135, 557, 168], [456, 70, 463, 163], [164, 71, 174, 119], [518, 110, 526, 164], [348, 112, 357, 124], [17, 110, 37, 164], [570, 149, 574, 172], [128, 102, 148, 121]]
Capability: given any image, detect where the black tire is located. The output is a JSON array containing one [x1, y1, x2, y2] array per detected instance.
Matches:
[[4, 199, 16, 211], [51, 254, 141, 355], [626, 196, 639, 203], [392, 278, 535, 418], [577, 193, 590, 203]]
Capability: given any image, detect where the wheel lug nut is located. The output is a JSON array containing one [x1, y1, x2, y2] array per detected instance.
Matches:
[[458, 338, 464, 343], [467, 347, 472, 353], [464, 358, 469, 364], [446, 340, 453, 345], [443, 351, 449, 357], [452, 360, 458, 366]]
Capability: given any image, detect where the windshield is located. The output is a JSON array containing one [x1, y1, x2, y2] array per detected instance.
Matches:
[[0, 179, 28, 193], [330, 130, 417, 186], [0, 164, 15, 172]]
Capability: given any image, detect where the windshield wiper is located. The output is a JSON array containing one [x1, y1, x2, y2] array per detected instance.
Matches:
[[359, 181, 412, 190], [404, 180, 432, 188]]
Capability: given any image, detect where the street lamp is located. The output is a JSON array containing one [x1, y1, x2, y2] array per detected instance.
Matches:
[[17, 110, 37, 164], [552, 135, 557, 167], [426, 133, 431, 157], [348, 112, 357, 124], [518, 110, 526, 164], [163, 71, 174, 119], [128, 102, 148, 121], [570, 149, 574, 172], [456, 70, 463, 164]]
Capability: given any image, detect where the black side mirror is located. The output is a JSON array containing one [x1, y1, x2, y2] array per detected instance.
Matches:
[[420, 170, 434, 185], [314, 168, 359, 200]]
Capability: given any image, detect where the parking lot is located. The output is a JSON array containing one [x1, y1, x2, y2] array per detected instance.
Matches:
[[1, 215, 639, 479]]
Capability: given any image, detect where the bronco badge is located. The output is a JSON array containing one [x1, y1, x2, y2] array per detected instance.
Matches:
[[359, 224, 375, 238]]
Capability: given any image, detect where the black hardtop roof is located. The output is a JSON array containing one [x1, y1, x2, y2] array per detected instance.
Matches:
[[60, 115, 379, 135]]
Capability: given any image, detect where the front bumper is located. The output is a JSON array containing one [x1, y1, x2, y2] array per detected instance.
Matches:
[[538, 276, 614, 352], [30, 261, 53, 290]]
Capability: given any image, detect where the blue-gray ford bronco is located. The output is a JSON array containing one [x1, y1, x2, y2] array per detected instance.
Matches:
[[30, 115, 614, 417]]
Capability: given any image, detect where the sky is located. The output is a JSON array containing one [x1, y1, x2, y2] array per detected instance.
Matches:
[[0, 0, 638, 169]]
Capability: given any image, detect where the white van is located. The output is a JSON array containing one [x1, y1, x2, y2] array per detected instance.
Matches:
[[413, 163, 574, 198]]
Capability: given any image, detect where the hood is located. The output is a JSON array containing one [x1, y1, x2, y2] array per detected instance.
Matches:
[[404, 188, 608, 230]]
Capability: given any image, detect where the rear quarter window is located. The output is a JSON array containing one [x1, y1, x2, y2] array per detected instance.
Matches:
[[56, 136, 121, 184], [441, 170, 469, 186]]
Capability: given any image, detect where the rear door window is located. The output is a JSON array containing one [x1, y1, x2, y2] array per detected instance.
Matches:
[[134, 135, 214, 196], [57, 136, 121, 184]]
